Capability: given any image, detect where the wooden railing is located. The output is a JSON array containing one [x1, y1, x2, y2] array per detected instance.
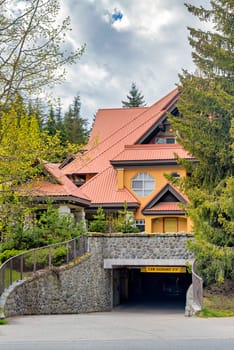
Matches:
[[0, 235, 88, 296]]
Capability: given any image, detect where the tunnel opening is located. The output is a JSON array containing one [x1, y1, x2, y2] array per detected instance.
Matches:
[[113, 267, 192, 310]]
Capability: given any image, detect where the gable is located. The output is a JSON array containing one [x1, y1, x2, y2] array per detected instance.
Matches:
[[142, 183, 187, 215], [136, 105, 179, 145]]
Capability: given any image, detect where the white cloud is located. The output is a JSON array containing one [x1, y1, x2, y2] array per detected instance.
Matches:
[[75, 62, 109, 87], [98, 1, 185, 38], [52, 0, 212, 125]]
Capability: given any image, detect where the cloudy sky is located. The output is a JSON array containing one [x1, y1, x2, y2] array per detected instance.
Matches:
[[53, 0, 210, 126]]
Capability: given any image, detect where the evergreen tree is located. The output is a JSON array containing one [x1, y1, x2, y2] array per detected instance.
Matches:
[[30, 98, 46, 131], [114, 202, 139, 233], [122, 82, 146, 108], [88, 207, 108, 233], [46, 105, 57, 136], [55, 98, 66, 143], [64, 95, 89, 144], [170, 0, 234, 284]]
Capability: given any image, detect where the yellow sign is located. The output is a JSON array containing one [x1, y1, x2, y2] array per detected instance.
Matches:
[[140, 266, 187, 273]]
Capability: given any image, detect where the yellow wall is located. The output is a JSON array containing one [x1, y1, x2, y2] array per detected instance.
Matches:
[[146, 216, 192, 234], [122, 166, 186, 216], [117, 169, 124, 189], [117, 166, 192, 234]]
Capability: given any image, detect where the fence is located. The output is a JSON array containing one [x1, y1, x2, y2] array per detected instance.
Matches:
[[192, 261, 203, 308], [0, 235, 88, 296]]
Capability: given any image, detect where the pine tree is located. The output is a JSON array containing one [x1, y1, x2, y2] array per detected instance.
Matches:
[[170, 0, 234, 284], [64, 95, 89, 144], [46, 105, 57, 136], [55, 98, 66, 143], [122, 82, 146, 108]]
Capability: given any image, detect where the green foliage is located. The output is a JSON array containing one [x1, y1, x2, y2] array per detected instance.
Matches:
[[0, 203, 86, 253], [27, 94, 89, 155], [88, 204, 140, 234], [0, 249, 24, 264], [0, 96, 84, 183], [122, 82, 146, 108], [63, 95, 89, 145], [169, 0, 234, 285], [20, 205, 84, 249], [0, 0, 84, 104], [89, 207, 108, 233], [23, 246, 68, 268], [0, 319, 7, 325], [51, 246, 68, 266], [198, 307, 234, 318], [46, 105, 57, 136], [114, 202, 139, 233]]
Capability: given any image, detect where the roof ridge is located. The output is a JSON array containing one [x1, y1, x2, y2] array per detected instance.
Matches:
[[97, 106, 148, 112], [149, 87, 179, 109], [124, 144, 184, 149]]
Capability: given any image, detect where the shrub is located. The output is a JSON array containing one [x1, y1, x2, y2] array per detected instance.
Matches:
[[89, 207, 108, 233], [0, 249, 24, 264], [114, 202, 139, 233]]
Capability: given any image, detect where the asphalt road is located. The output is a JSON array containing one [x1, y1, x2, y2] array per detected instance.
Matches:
[[1, 339, 234, 350], [0, 303, 234, 349]]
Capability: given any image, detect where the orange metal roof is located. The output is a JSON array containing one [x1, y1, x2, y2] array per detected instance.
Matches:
[[81, 166, 139, 205], [145, 202, 184, 212], [87, 107, 148, 150], [111, 144, 192, 162], [59, 88, 193, 206], [26, 89, 193, 210], [62, 88, 180, 175], [23, 163, 90, 205]]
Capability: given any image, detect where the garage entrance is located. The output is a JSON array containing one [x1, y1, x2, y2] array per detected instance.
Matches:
[[113, 266, 192, 308]]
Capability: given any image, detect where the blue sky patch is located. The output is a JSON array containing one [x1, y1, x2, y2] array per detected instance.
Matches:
[[112, 9, 123, 22]]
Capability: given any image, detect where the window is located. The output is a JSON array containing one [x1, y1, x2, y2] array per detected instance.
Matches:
[[135, 219, 145, 232], [132, 173, 155, 196], [155, 137, 176, 144], [170, 172, 180, 178]]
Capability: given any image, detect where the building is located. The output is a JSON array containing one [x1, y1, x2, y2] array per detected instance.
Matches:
[[30, 88, 195, 233], [1, 88, 201, 315]]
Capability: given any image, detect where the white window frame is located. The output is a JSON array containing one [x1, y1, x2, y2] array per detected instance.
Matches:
[[132, 173, 155, 196]]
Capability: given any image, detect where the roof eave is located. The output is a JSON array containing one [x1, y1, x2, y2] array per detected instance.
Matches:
[[142, 210, 186, 215], [110, 158, 196, 167], [87, 202, 140, 210], [32, 195, 91, 207]]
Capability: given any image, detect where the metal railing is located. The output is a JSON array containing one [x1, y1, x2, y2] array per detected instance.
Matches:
[[192, 261, 203, 308], [0, 235, 88, 296]]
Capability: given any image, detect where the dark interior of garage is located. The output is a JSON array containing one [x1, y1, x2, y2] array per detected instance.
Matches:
[[113, 268, 192, 308]]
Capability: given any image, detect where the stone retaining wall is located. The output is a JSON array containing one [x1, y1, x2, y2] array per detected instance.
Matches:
[[2, 233, 194, 316], [3, 252, 112, 317], [91, 233, 194, 260]]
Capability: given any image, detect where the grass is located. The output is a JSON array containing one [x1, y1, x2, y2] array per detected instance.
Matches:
[[0, 319, 7, 325], [1, 268, 31, 292], [198, 291, 234, 317]]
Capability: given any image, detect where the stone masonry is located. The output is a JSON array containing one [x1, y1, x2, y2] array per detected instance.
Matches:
[[2, 233, 194, 317]]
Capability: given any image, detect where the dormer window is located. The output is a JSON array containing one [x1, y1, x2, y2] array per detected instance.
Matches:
[[155, 137, 176, 144]]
